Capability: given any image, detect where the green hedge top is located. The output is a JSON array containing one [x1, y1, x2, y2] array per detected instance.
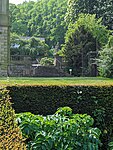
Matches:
[[7, 85, 113, 115]]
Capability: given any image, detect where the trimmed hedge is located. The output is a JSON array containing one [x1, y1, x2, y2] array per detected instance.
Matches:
[[0, 88, 26, 149], [7, 85, 113, 149]]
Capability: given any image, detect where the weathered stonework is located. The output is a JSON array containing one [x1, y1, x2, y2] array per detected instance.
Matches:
[[0, 26, 9, 76], [0, 0, 10, 76]]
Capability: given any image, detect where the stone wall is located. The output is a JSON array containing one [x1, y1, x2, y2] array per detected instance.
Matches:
[[0, 26, 9, 76], [9, 65, 71, 77]]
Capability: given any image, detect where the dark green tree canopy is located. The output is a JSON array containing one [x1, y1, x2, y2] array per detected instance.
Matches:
[[62, 26, 97, 76], [62, 14, 109, 76]]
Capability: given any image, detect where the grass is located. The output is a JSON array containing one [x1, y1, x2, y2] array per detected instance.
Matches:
[[0, 77, 113, 86]]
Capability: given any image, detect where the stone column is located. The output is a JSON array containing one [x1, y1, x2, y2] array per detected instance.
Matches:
[[0, 0, 10, 76], [0, 26, 10, 76]]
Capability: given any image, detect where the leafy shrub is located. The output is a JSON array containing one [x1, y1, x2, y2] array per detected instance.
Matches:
[[16, 107, 101, 150], [98, 47, 113, 77], [0, 88, 26, 150], [40, 57, 54, 66], [108, 142, 113, 150], [98, 35, 113, 78]]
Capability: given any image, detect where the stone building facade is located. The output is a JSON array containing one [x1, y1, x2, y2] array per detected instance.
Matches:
[[0, 0, 10, 76]]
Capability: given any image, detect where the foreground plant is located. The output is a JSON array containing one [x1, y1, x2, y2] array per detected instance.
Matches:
[[0, 88, 26, 150], [16, 107, 101, 150]]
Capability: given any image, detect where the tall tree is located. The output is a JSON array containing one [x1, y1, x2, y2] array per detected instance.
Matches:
[[62, 14, 109, 76]]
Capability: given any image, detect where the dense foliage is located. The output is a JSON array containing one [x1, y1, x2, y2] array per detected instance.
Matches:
[[7, 84, 113, 149], [66, 0, 113, 29], [98, 47, 113, 78], [9, 0, 113, 77], [0, 88, 26, 149], [9, 0, 68, 47], [62, 26, 97, 76], [10, 33, 51, 60], [98, 36, 113, 77], [9, 0, 113, 48], [16, 107, 101, 150], [40, 57, 54, 66], [62, 14, 109, 76]]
